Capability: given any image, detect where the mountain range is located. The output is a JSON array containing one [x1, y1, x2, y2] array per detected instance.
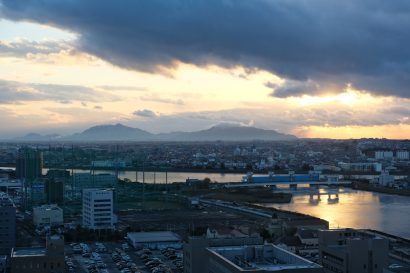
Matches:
[[11, 123, 297, 142]]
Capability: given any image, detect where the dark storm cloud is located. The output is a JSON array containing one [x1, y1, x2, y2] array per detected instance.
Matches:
[[266, 80, 321, 98], [2, 0, 410, 97], [0, 79, 119, 103], [133, 109, 158, 118]]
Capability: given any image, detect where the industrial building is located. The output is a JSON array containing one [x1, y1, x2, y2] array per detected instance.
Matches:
[[91, 160, 126, 168], [127, 231, 181, 250], [318, 229, 388, 273], [82, 188, 116, 230], [0, 194, 16, 256], [33, 204, 63, 227], [338, 162, 382, 173], [184, 234, 263, 273], [73, 173, 117, 190], [206, 244, 323, 273], [10, 235, 65, 273], [242, 172, 320, 184]]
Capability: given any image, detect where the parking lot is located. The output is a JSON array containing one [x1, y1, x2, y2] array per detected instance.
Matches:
[[65, 241, 183, 273]]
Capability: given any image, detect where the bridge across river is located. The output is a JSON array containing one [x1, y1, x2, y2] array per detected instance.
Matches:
[[223, 180, 351, 188]]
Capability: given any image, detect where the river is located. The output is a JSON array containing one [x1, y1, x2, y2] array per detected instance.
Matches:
[[2, 166, 410, 239], [261, 187, 410, 240], [1, 166, 245, 183]]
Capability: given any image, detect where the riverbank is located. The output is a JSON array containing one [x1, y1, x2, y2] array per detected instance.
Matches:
[[352, 182, 410, 197], [206, 190, 292, 203]]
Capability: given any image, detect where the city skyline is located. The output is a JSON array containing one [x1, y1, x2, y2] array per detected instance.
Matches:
[[0, 0, 409, 139]]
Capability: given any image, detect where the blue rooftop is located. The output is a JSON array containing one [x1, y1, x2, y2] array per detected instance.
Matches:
[[12, 247, 46, 257]]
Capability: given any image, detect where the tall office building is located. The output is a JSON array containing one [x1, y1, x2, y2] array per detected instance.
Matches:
[[15, 148, 43, 181], [318, 229, 388, 273], [0, 194, 16, 256], [82, 189, 116, 230], [45, 179, 64, 204]]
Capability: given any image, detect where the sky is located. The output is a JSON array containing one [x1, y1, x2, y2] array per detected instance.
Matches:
[[0, 0, 409, 139]]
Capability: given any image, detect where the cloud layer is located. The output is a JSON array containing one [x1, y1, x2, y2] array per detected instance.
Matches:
[[0, 79, 118, 104], [2, 0, 410, 98]]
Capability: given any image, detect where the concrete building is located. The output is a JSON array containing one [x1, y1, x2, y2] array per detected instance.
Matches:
[[30, 179, 46, 206], [82, 188, 116, 230], [338, 162, 382, 173], [91, 160, 126, 168], [184, 235, 264, 273], [297, 229, 319, 247], [377, 170, 395, 186], [207, 244, 323, 273], [375, 151, 394, 160], [15, 148, 43, 181], [313, 165, 341, 172], [282, 218, 329, 232], [127, 231, 181, 250], [10, 235, 64, 273], [242, 172, 320, 184], [45, 179, 64, 204], [0, 194, 16, 256], [206, 227, 248, 239], [0, 178, 22, 192], [33, 204, 63, 227], [395, 150, 409, 160], [73, 173, 117, 190], [0, 255, 6, 273], [318, 229, 388, 273]]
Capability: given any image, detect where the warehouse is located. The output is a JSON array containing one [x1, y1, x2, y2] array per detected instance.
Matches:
[[127, 231, 182, 250]]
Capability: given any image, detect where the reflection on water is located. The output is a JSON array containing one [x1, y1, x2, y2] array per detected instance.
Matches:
[[89, 170, 243, 184], [263, 187, 410, 239], [40, 168, 245, 184]]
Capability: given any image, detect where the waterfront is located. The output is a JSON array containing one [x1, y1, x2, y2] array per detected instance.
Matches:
[[1, 167, 245, 183], [3, 166, 410, 239], [51, 168, 245, 184], [262, 187, 410, 239]]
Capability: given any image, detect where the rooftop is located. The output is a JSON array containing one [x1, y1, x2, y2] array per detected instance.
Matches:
[[127, 231, 180, 243], [33, 204, 62, 211], [11, 247, 46, 258], [208, 244, 322, 271]]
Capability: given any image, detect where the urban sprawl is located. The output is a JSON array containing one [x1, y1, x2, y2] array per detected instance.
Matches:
[[0, 138, 409, 273]]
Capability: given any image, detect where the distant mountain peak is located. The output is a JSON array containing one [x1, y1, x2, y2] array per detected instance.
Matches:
[[13, 123, 297, 142], [74, 123, 152, 141]]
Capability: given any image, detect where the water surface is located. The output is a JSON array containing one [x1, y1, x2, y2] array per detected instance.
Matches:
[[262, 187, 410, 239]]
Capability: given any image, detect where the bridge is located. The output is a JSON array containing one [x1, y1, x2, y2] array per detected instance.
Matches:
[[307, 189, 341, 204], [223, 180, 351, 188], [222, 172, 351, 188]]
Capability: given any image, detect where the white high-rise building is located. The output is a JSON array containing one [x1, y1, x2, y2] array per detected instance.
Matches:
[[82, 189, 116, 230], [396, 150, 409, 160], [375, 150, 394, 160]]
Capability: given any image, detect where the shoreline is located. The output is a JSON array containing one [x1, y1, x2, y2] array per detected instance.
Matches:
[[352, 182, 410, 197]]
